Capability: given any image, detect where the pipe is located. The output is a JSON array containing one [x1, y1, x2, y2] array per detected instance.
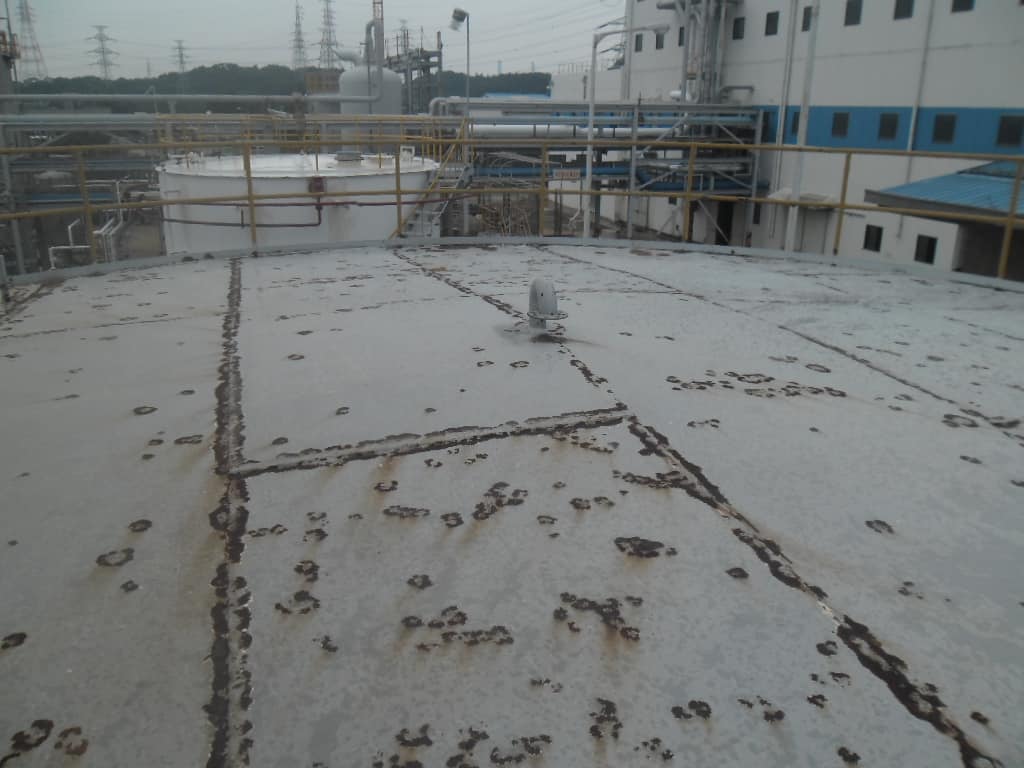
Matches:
[[715, 0, 728, 101], [471, 124, 670, 138], [783, 0, 819, 253], [769, 0, 798, 240], [47, 244, 90, 270], [899, 0, 935, 238], [67, 218, 81, 246]]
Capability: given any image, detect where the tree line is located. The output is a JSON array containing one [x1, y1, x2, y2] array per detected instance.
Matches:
[[16, 64, 551, 112]]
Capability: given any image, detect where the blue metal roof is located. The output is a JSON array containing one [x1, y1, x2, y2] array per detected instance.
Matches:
[[876, 162, 1023, 215]]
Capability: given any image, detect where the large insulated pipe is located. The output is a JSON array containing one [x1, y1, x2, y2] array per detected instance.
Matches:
[[769, 0, 799, 239], [783, 0, 819, 253]]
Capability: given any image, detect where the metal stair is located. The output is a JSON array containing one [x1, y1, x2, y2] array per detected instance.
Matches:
[[401, 162, 472, 238]]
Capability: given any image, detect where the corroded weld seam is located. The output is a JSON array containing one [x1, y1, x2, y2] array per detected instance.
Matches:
[[415, 244, 998, 768], [233, 406, 630, 479], [206, 257, 253, 768], [0, 315, 191, 341]]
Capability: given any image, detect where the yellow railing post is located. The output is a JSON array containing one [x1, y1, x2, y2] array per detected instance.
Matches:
[[833, 151, 853, 255], [998, 159, 1023, 279], [242, 142, 258, 252], [394, 147, 403, 238], [539, 143, 549, 237], [682, 143, 697, 242], [75, 150, 100, 263]]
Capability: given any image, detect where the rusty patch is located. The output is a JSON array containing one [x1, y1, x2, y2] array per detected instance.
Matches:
[[96, 548, 134, 567], [294, 560, 320, 582], [589, 699, 622, 740], [274, 590, 320, 615], [837, 746, 861, 764], [53, 726, 89, 756], [9, 719, 54, 752], [614, 537, 677, 558], [383, 505, 430, 520], [407, 574, 433, 590], [396, 725, 433, 748], [472, 482, 527, 521], [1, 632, 27, 650], [865, 519, 894, 534], [128, 519, 152, 533]]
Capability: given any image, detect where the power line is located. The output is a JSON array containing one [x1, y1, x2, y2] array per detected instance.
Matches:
[[86, 25, 118, 80], [17, 0, 47, 80], [291, 1, 307, 70], [317, 0, 338, 69]]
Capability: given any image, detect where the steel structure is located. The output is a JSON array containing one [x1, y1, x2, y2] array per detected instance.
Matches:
[[87, 25, 117, 81], [317, 0, 339, 70], [15, 0, 45, 80], [0, 109, 1019, 278], [291, 2, 307, 71], [383, 39, 442, 115]]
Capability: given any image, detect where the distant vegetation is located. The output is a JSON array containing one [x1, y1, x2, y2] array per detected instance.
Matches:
[[440, 71, 551, 98], [17, 65, 551, 112]]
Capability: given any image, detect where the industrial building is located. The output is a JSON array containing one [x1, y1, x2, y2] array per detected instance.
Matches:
[[607, 0, 1024, 276]]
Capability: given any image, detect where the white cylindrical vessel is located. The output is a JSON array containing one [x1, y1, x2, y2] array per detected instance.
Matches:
[[157, 152, 438, 254]]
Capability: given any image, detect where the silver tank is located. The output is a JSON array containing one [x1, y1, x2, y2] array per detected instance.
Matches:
[[338, 67, 403, 116]]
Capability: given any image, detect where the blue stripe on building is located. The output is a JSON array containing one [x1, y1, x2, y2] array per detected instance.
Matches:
[[755, 106, 1024, 155]]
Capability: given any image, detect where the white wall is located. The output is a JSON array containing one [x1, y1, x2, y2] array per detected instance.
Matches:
[[617, 0, 1024, 271]]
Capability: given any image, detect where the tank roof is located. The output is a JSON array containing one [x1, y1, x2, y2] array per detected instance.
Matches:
[[2, 242, 1022, 767], [157, 152, 438, 178]]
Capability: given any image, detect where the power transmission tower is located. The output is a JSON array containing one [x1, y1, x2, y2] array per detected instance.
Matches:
[[317, 0, 338, 69], [87, 25, 118, 80], [172, 39, 188, 93], [16, 0, 47, 80], [291, 2, 307, 70]]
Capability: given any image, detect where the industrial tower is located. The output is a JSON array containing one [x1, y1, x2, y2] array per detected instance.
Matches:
[[292, 2, 307, 70], [173, 40, 188, 94], [317, 0, 338, 69], [16, 0, 46, 80], [87, 25, 118, 80]]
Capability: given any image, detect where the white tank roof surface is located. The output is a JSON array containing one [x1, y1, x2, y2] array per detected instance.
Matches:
[[158, 152, 438, 179], [2, 243, 1022, 768]]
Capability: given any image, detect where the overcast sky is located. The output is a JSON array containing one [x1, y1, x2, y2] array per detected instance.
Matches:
[[22, 0, 625, 80]]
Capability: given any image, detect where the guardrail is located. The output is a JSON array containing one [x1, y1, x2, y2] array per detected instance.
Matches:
[[0, 120, 1020, 279]]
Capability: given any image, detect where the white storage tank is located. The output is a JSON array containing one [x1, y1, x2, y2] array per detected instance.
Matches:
[[157, 151, 438, 255], [339, 67, 403, 116]]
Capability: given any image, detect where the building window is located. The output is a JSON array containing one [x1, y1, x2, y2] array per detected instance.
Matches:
[[863, 224, 883, 252], [655, 31, 665, 49], [765, 11, 780, 36], [634, 32, 643, 52], [732, 17, 745, 39], [802, 5, 813, 30], [791, 109, 800, 135], [878, 113, 899, 140], [894, 0, 914, 19], [915, 235, 937, 264], [951, 0, 973, 11], [753, 203, 762, 225], [933, 113, 956, 143], [832, 112, 850, 138], [996, 115, 1024, 147], [678, 26, 685, 46], [845, 0, 863, 25]]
